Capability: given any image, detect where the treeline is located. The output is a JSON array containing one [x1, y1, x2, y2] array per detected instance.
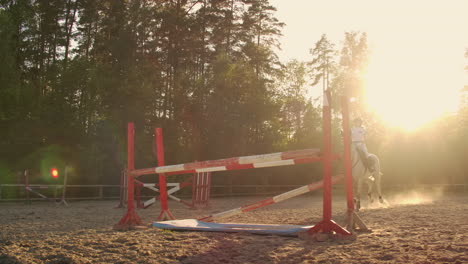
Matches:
[[0, 0, 466, 187], [0, 0, 323, 185]]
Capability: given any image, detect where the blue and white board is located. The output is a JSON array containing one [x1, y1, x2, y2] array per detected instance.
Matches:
[[153, 219, 312, 236]]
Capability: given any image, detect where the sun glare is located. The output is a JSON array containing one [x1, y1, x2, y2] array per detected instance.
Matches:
[[271, 0, 467, 132], [363, 44, 463, 131]]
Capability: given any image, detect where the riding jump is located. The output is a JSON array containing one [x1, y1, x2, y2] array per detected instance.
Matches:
[[115, 90, 367, 237]]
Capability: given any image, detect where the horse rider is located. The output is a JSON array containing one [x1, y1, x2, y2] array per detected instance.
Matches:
[[351, 117, 374, 173]]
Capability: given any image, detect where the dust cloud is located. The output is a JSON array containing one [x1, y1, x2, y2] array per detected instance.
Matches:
[[362, 187, 445, 210]]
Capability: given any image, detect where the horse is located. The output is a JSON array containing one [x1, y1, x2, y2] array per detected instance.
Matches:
[[351, 144, 384, 211]]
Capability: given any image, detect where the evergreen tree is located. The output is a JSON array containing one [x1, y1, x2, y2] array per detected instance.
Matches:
[[308, 34, 337, 93], [339, 31, 368, 99]]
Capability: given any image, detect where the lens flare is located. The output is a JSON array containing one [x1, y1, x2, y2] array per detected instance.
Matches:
[[51, 168, 59, 178]]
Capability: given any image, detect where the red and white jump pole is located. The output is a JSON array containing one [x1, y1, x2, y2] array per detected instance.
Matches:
[[131, 148, 322, 177]]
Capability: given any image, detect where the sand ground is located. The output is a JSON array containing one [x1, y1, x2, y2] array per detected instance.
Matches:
[[1, 191, 467, 264]]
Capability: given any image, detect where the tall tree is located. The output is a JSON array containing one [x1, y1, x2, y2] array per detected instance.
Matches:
[[0, 7, 20, 121], [339, 31, 368, 99], [276, 60, 309, 143], [241, 0, 284, 78], [308, 34, 337, 93]]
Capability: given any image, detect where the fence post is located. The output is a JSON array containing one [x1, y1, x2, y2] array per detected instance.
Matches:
[[25, 169, 30, 205], [56, 166, 69, 206], [116, 169, 127, 208], [99, 186, 104, 199]]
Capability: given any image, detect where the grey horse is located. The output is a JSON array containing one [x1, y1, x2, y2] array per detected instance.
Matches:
[[351, 144, 384, 211]]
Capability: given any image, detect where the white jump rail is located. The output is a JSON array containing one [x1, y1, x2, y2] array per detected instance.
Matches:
[[199, 174, 344, 222]]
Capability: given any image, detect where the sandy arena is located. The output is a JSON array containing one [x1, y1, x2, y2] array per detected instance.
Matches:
[[1, 191, 467, 264]]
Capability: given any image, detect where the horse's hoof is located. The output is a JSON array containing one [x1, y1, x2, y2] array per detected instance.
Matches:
[[379, 196, 384, 204]]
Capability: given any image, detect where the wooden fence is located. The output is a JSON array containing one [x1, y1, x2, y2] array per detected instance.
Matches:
[[0, 183, 467, 202]]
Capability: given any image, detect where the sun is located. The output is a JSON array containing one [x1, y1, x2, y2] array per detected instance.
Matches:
[[362, 44, 463, 132]]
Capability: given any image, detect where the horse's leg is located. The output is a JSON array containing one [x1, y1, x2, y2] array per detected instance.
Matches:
[[368, 190, 374, 203], [353, 178, 360, 211], [367, 174, 374, 203], [377, 172, 384, 203], [355, 177, 363, 211], [353, 196, 361, 212], [371, 154, 384, 204]]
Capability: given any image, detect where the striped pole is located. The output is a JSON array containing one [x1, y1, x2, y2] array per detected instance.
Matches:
[[131, 149, 322, 177], [199, 174, 344, 222], [129, 148, 324, 212]]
